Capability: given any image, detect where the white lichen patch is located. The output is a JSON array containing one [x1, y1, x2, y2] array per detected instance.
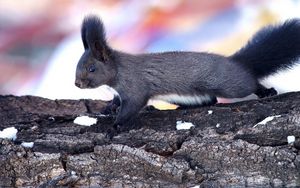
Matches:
[[208, 110, 213, 115], [0, 127, 18, 140], [74, 116, 97, 126], [287, 135, 295, 144], [21, 142, 34, 148], [71, 171, 76, 175], [254, 115, 281, 127], [176, 121, 195, 130]]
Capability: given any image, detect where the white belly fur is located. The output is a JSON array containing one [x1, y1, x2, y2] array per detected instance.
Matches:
[[152, 94, 212, 105]]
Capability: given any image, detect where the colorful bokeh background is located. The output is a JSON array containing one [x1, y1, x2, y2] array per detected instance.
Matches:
[[1, 0, 300, 106]]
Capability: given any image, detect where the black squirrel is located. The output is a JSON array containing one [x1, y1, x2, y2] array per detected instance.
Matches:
[[75, 15, 300, 128]]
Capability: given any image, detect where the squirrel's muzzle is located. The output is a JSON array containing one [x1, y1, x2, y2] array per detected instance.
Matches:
[[75, 79, 93, 89], [75, 79, 88, 88], [75, 80, 82, 88]]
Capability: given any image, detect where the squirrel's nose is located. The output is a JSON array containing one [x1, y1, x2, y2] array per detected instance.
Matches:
[[75, 81, 82, 88]]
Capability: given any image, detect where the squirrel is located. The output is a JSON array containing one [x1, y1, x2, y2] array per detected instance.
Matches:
[[75, 15, 300, 129]]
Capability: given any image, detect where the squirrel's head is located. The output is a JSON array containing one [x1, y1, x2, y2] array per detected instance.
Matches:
[[75, 15, 116, 89]]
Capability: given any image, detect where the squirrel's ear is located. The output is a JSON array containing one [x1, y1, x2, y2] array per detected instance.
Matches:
[[81, 15, 110, 62]]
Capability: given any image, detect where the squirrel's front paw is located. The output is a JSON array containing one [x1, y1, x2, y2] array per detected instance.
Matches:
[[100, 103, 119, 115], [105, 126, 119, 139]]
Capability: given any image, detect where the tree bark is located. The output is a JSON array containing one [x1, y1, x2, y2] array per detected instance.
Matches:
[[0, 93, 299, 187]]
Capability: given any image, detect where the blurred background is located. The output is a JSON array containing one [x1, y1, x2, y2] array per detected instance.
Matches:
[[1, 0, 300, 107]]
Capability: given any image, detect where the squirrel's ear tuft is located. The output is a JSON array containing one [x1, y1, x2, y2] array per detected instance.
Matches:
[[81, 15, 110, 62]]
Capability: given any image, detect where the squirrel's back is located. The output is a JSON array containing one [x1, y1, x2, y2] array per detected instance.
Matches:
[[116, 51, 257, 98]]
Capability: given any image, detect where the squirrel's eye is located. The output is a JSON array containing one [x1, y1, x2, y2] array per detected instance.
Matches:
[[88, 65, 96, 72]]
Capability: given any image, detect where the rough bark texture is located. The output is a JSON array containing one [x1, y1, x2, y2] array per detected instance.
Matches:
[[0, 92, 300, 187]]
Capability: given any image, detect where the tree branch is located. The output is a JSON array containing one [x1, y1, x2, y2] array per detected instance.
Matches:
[[0, 93, 299, 187]]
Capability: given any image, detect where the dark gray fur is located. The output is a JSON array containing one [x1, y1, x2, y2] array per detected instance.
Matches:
[[75, 15, 300, 126], [113, 51, 256, 98]]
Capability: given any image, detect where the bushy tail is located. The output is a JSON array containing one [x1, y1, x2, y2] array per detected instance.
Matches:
[[230, 19, 300, 79]]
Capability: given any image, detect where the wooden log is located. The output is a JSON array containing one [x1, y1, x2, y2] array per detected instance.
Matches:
[[0, 93, 299, 187]]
